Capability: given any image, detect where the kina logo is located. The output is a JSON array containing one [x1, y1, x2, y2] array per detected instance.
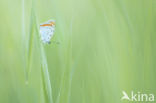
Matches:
[[121, 91, 154, 102]]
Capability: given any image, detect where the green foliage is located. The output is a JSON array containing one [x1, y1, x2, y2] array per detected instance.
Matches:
[[0, 0, 156, 103]]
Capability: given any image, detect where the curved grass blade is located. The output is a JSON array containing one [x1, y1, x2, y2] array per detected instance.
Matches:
[[33, 14, 54, 103]]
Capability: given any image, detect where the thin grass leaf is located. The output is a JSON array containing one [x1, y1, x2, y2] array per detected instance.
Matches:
[[41, 65, 50, 103], [40, 43, 53, 103], [21, 0, 28, 84], [32, 11, 54, 103], [24, 5, 36, 84]]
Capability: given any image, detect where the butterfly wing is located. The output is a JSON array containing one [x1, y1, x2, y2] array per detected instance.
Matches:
[[40, 24, 55, 44]]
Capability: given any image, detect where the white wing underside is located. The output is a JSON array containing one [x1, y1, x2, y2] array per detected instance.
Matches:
[[40, 24, 55, 44]]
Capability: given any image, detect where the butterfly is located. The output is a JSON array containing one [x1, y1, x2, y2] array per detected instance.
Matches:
[[40, 19, 55, 44]]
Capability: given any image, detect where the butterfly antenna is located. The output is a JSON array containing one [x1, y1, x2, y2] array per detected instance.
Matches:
[[51, 41, 60, 45]]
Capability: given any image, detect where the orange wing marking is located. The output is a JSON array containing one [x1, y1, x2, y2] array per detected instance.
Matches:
[[40, 22, 55, 27]]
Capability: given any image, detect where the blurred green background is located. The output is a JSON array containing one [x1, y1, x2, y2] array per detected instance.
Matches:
[[0, 0, 156, 103]]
